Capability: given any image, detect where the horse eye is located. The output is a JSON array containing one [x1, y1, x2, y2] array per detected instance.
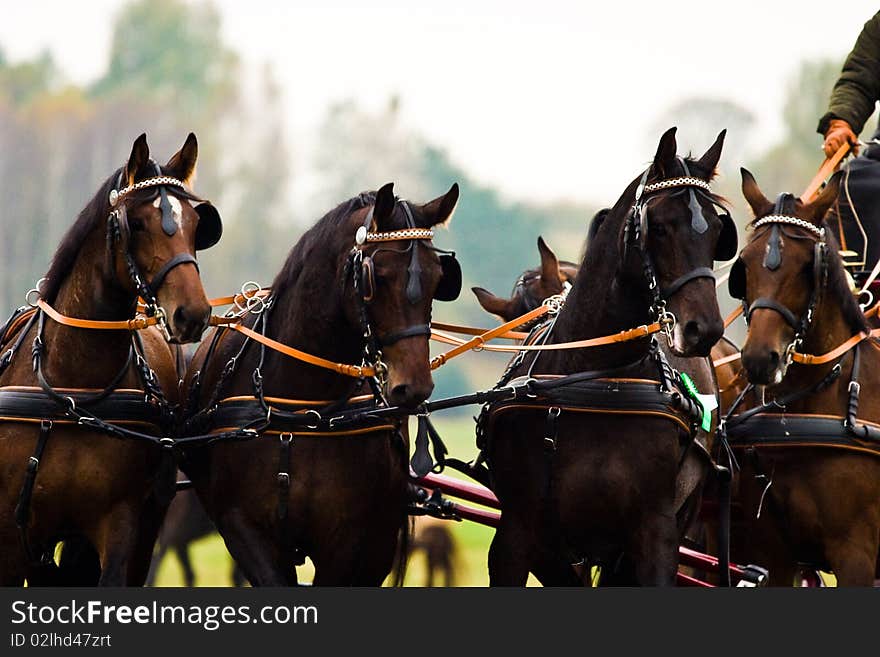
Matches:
[[129, 217, 146, 232], [652, 223, 667, 237]]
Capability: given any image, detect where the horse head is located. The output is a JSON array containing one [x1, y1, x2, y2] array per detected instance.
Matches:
[[107, 133, 217, 343], [731, 168, 851, 385], [619, 127, 736, 356], [347, 182, 460, 407], [471, 236, 578, 321]]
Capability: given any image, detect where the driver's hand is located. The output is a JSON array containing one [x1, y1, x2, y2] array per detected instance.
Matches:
[[824, 119, 859, 158]]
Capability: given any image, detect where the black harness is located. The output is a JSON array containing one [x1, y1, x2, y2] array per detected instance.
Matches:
[[181, 198, 461, 563], [728, 194, 828, 367], [0, 166, 224, 567], [107, 163, 222, 335], [356, 200, 461, 347], [719, 199, 880, 535], [625, 163, 738, 344]]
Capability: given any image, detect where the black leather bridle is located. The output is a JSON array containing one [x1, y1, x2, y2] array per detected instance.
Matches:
[[728, 193, 827, 365], [625, 162, 736, 344], [108, 162, 222, 338]]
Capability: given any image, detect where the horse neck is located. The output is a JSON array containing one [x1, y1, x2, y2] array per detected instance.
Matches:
[[260, 256, 366, 400], [543, 213, 654, 372], [42, 227, 136, 385]]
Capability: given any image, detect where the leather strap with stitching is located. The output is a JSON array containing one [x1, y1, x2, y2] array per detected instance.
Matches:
[[430, 319, 663, 367], [225, 321, 375, 378], [38, 300, 158, 331]]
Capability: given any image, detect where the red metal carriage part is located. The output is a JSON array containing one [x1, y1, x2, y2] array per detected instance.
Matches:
[[412, 471, 768, 587]]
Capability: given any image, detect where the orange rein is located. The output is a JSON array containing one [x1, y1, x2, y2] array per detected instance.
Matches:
[[37, 299, 160, 331], [800, 142, 851, 203]]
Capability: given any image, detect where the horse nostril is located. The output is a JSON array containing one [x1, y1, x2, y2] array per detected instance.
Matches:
[[391, 384, 409, 404], [683, 320, 702, 346], [768, 350, 780, 370]]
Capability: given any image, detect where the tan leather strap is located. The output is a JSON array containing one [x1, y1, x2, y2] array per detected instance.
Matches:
[[791, 330, 871, 365], [800, 143, 851, 203], [208, 289, 270, 307], [138, 289, 271, 313], [430, 321, 530, 341], [712, 329, 879, 369], [429, 305, 550, 368], [224, 321, 375, 378], [430, 314, 663, 368], [713, 352, 741, 368], [723, 306, 743, 329], [38, 299, 157, 331]]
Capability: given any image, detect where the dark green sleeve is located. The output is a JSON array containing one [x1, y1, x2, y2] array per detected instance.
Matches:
[[818, 12, 880, 135]]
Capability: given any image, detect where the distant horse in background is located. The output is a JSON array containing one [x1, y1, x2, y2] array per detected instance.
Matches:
[[410, 517, 457, 587], [145, 479, 245, 587]]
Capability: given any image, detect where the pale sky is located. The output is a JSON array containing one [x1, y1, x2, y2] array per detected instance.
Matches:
[[2, 0, 878, 203]]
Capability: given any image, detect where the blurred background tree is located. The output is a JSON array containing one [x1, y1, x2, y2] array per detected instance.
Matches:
[[0, 0, 859, 406]]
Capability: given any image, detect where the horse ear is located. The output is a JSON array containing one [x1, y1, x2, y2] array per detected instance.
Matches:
[[124, 133, 150, 186], [696, 129, 726, 179], [165, 132, 198, 185], [472, 287, 514, 321], [420, 183, 459, 227], [805, 171, 842, 223], [537, 236, 562, 289], [373, 182, 395, 227], [740, 168, 772, 217], [652, 126, 678, 177]]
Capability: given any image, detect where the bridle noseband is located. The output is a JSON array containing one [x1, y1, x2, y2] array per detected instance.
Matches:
[[107, 163, 210, 339], [729, 193, 827, 366], [626, 162, 735, 345], [348, 199, 461, 387]]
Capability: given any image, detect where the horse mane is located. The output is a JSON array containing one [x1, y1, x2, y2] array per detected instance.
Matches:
[[821, 224, 869, 333], [42, 171, 119, 304], [270, 191, 377, 294], [587, 208, 611, 244]]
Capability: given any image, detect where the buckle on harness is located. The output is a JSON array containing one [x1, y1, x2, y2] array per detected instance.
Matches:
[[544, 406, 561, 451], [849, 381, 861, 396], [303, 410, 321, 430]]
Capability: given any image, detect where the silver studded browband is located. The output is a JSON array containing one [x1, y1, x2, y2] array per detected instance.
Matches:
[[365, 228, 434, 242], [355, 226, 434, 245], [753, 215, 825, 239], [642, 176, 713, 195], [110, 176, 187, 207]]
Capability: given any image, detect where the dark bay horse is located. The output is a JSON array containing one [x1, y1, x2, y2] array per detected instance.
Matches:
[[723, 169, 880, 586], [484, 128, 736, 586], [182, 183, 460, 585], [0, 134, 216, 586], [473, 234, 746, 413], [474, 232, 742, 583]]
